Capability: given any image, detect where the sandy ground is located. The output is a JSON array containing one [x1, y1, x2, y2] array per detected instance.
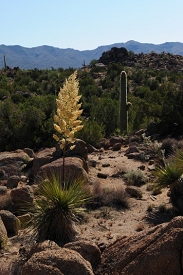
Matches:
[[78, 147, 174, 246], [0, 146, 175, 272]]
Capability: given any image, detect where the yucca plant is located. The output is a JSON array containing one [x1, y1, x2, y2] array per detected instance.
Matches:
[[154, 161, 183, 213], [25, 172, 91, 246], [174, 149, 183, 171], [53, 70, 83, 184]]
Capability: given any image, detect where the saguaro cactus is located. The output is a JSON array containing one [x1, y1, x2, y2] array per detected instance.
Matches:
[[4, 55, 7, 70], [119, 71, 128, 134]]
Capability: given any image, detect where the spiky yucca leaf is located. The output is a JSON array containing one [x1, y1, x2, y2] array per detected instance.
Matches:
[[174, 149, 183, 172], [153, 162, 183, 189], [25, 173, 91, 246], [154, 161, 183, 212]]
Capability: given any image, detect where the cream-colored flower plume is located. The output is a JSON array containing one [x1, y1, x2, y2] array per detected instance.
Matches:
[[53, 71, 83, 150]]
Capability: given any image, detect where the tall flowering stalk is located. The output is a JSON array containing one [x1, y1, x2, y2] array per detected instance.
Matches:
[[53, 71, 83, 184]]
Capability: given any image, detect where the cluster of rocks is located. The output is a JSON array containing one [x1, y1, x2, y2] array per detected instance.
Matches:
[[98, 46, 183, 72], [20, 216, 183, 275], [0, 139, 89, 247], [1, 137, 183, 274]]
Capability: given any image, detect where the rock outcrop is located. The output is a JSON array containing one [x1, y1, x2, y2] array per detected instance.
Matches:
[[64, 240, 101, 270], [96, 216, 183, 275], [38, 157, 88, 183], [98, 47, 129, 65], [0, 210, 20, 235], [0, 150, 33, 178], [22, 248, 94, 275], [98, 47, 183, 72]]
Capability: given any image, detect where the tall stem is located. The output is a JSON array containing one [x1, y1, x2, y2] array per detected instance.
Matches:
[[62, 147, 66, 187]]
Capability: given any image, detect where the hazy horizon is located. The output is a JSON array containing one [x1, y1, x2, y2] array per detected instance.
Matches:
[[1, 0, 183, 51]]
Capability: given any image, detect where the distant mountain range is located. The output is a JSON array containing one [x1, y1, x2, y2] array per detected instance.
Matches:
[[0, 40, 183, 70]]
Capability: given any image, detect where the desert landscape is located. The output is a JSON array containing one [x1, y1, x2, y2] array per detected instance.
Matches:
[[0, 134, 179, 274]]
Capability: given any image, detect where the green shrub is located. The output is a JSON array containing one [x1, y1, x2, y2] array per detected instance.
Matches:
[[76, 119, 104, 146], [161, 138, 178, 157], [124, 170, 147, 187]]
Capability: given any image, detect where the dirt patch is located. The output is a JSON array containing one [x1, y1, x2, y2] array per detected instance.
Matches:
[[77, 147, 174, 247], [0, 146, 176, 273]]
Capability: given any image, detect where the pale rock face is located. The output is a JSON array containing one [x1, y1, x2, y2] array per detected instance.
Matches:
[[95, 216, 183, 275], [22, 248, 94, 275]]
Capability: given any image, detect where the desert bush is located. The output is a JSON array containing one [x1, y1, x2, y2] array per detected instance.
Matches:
[[125, 186, 143, 198], [124, 170, 148, 187], [76, 118, 104, 146], [141, 133, 163, 160], [87, 181, 129, 209], [152, 186, 162, 195], [146, 182, 155, 191], [161, 138, 178, 157]]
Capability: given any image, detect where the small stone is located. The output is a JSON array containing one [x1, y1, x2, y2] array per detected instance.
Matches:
[[97, 172, 108, 179], [102, 163, 110, 167]]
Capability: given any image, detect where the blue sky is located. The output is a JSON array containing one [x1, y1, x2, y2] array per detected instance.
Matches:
[[1, 0, 183, 50]]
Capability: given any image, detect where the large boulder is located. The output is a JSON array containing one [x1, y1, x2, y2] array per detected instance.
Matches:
[[0, 150, 33, 177], [53, 139, 88, 161], [22, 248, 94, 275], [0, 210, 20, 235], [33, 140, 88, 176], [95, 216, 183, 275], [98, 47, 129, 65], [6, 175, 20, 189], [64, 240, 101, 270], [28, 240, 60, 258], [32, 148, 55, 175], [10, 186, 34, 205], [38, 157, 88, 183], [109, 136, 124, 147], [0, 216, 7, 249]]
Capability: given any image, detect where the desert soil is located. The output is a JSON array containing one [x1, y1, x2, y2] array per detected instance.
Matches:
[[0, 145, 175, 272], [78, 146, 173, 247]]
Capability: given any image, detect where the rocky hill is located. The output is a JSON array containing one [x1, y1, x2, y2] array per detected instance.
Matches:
[[1, 40, 183, 70], [98, 46, 183, 72]]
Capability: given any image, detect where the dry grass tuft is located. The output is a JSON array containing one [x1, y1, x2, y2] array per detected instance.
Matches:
[[87, 181, 129, 210]]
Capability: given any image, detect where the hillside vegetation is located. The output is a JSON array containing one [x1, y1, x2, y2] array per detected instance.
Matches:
[[1, 40, 183, 69], [0, 49, 183, 152]]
